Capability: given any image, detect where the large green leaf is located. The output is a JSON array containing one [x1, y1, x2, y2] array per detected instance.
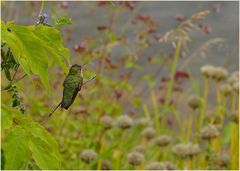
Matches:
[[3, 126, 30, 170], [1, 21, 70, 89], [1, 104, 14, 130], [29, 136, 61, 169], [2, 106, 62, 170], [13, 113, 62, 169]]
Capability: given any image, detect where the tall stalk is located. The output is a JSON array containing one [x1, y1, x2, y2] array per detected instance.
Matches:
[[162, 41, 182, 128]]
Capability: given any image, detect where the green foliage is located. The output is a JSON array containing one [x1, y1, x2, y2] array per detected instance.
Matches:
[[1, 149, 6, 170], [2, 105, 62, 169], [223, 122, 235, 144], [54, 16, 72, 26], [1, 20, 70, 89], [1, 3, 238, 170], [3, 126, 30, 170]]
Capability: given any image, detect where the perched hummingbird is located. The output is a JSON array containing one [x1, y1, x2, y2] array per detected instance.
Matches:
[[61, 64, 83, 109], [42, 64, 95, 123]]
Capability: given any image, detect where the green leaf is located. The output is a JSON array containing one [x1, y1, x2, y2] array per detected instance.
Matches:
[[54, 16, 72, 26], [1, 104, 14, 130], [143, 74, 156, 88], [125, 60, 142, 70], [2, 106, 62, 169], [223, 122, 235, 144], [1, 149, 6, 170], [3, 126, 30, 169], [1, 20, 70, 89], [13, 113, 62, 169], [29, 136, 61, 169], [32, 25, 70, 72], [4, 67, 11, 81]]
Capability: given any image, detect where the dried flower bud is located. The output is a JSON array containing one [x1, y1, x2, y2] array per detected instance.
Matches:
[[188, 144, 201, 156], [146, 162, 166, 170], [201, 65, 215, 78], [101, 160, 112, 170], [172, 143, 200, 158], [200, 124, 220, 140], [80, 149, 97, 164], [127, 152, 145, 166], [154, 135, 172, 147], [210, 152, 230, 168], [204, 112, 222, 125], [133, 145, 146, 154], [188, 95, 202, 110], [227, 73, 239, 86], [230, 110, 239, 124], [232, 82, 239, 93], [136, 117, 150, 127], [211, 67, 228, 81], [100, 115, 113, 129], [116, 115, 133, 129], [141, 127, 156, 139], [163, 161, 178, 170], [220, 84, 232, 96]]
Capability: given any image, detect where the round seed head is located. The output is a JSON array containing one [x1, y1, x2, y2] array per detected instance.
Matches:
[[188, 144, 201, 156], [212, 67, 228, 81], [116, 115, 133, 129], [141, 127, 156, 139], [136, 117, 150, 127], [172, 142, 200, 158], [230, 110, 239, 124], [80, 149, 97, 164], [171, 143, 189, 158], [210, 152, 230, 168], [127, 151, 145, 166], [146, 162, 166, 170], [163, 161, 178, 170], [187, 95, 202, 110], [200, 65, 215, 78], [154, 135, 172, 147], [232, 82, 239, 93], [220, 84, 233, 96], [230, 71, 239, 79], [200, 124, 220, 140], [204, 112, 222, 125], [133, 145, 146, 154], [227, 71, 239, 85], [101, 160, 112, 170], [100, 115, 113, 129]]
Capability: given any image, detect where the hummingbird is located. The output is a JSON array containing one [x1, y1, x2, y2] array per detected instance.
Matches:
[[42, 64, 95, 123]]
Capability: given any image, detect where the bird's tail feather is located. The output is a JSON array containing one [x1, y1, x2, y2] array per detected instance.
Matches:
[[41, 102, 62, 124]]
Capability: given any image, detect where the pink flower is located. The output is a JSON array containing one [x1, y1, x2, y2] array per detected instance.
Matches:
[[174, 70, 189, 80], [212, 4, 220, 13], [58, 1, 68, 9], [74, 42, 87, 54], [199, 24, 212, 34], [175, 14, 186, 22], [122, 1, 135, 10], [97, 25, 108, 31], [154, 34, 162, 41]]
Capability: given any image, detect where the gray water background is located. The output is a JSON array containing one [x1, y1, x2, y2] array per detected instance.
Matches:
[[1, 1, 239, 111]]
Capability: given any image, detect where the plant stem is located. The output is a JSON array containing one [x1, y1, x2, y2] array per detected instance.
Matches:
[[162, 41, 181, 128], [230, 123, 239, 169], [38, 0, 45, 16], [197, 79, 208, 133], [97, 130, 106, 170], [150, 88, 160, 132]]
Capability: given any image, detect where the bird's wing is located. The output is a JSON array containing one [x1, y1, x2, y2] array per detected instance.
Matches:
[[61, 77, 81, 109]]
